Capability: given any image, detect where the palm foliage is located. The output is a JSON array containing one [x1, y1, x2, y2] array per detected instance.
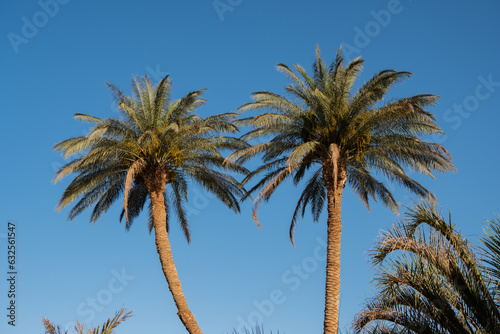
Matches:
[[42, 307, 132, 334], [54, 75, 246, 239], [354, 201, 500, 333], [232, 45, 453, 234], [228, 45, 455, 333], [230, 325, 281, 334], [53, 75, 247, 334]]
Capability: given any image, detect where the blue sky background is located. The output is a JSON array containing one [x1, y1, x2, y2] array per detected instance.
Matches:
[[1, 0, 500, 333]]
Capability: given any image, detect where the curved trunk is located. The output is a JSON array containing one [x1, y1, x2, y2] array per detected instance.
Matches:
[[149, 186, 203, 334], [323, 143, 345, 334]]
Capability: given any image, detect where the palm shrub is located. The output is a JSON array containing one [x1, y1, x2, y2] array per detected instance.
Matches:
[[354, 201, 500, 333], [53, 75, 247, 334], [227, 45, 455, 333]]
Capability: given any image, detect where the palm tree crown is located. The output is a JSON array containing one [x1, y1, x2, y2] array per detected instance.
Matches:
[[54, 75, 246, 239], [232, 46, 454, 239], [228, 45, 455, 333], [53, 74, 247, 334]]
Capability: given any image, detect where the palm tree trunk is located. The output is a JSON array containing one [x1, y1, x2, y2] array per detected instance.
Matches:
[[149, 188, 203, 334], [323, 143, 344, 334], [323, 184, 343, 334]]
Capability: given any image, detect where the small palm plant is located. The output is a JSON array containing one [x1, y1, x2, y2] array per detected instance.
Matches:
[[53, 75, 247, 334], [42, 307, 132, 334], [354, 201, 500, 333]]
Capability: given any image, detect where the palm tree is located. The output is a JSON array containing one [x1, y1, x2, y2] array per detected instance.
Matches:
[[53, 75, 247, 334], [354, 201, 500, 333], [227, 46, 455, 333], [43, 307, 132, 334]]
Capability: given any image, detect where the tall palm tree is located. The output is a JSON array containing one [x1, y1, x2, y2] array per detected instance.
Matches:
[[227, 46, 455, 333], [53, 75, 247, 334], [354, 201, 500, 333]]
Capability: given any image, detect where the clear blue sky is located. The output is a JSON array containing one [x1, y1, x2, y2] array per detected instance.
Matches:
[[1, 1, 500, 333]]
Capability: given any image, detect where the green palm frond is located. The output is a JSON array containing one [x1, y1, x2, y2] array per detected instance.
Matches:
[[480, 216, 500, 291], [290, 167, 325, 247]]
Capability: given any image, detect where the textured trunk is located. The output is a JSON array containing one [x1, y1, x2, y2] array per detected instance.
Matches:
[[323, 143, 345, 334], [148, 174, 203, 334]]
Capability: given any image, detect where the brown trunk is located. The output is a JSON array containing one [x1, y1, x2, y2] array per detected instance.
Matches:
[[323, 143, 345, 334], [147, 171, 203, 334]]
